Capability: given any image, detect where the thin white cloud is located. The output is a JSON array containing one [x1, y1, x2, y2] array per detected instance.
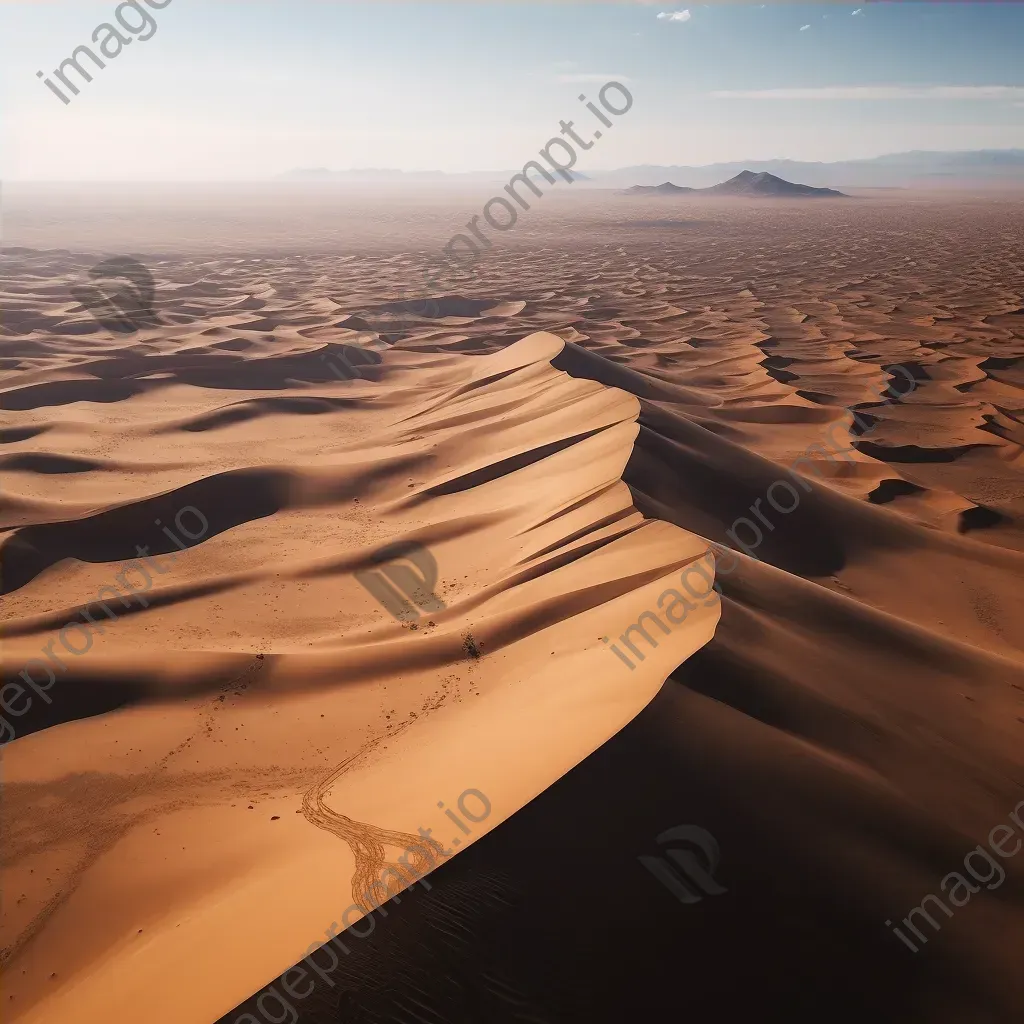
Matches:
[[556, 74, 633, 84], [712, 86, 1024, 101], [657, 10, 691, 22], [799, 24, 811, 32]]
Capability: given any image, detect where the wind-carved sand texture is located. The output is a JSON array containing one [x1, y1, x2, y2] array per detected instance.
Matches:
[[0, 236, 721, 1024], [2, 190, 1024, 1023]]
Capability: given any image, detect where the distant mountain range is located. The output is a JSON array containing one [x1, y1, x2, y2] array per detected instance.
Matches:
[[277, 150, 1024, 189], [622, 182, 695, 196], [594, 150, 1024, 189], [621, 171, 848, 198]]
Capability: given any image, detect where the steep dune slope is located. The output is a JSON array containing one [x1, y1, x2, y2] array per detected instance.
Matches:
[[3, 194, 1024, 1023], [0, 293, 718, 1024], [209, 196, 1024, 1023]]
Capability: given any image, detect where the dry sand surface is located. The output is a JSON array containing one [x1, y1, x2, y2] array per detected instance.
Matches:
[[2, 187, 1024, 1023]]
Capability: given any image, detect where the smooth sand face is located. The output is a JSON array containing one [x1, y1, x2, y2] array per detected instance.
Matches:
[[2, 187, 1024, 1023], [0, 224, 721, 1023]]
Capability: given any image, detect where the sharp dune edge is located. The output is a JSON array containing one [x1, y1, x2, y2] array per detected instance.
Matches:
[[1, 294, 719, 1022], [2, 194, 1024, 1023]]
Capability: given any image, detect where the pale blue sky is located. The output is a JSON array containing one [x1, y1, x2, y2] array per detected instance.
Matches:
[[2, 2, 1023, 179]]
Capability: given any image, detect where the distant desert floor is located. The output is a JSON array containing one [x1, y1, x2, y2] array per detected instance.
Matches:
[[2, 189, 1024, 1023]]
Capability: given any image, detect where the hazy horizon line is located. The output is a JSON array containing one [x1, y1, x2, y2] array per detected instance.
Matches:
[[5, 146, 1024, 185]]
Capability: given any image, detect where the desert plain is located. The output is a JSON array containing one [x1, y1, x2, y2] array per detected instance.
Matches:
[[2, 185, 1023, 1023]]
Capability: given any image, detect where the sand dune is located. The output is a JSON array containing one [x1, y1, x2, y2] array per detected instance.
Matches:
[[0, 260, 719, 1022], [2, 190, 1023, 1022]]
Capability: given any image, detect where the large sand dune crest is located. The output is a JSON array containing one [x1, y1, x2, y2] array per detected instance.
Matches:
[[2, 191, 1023, 1022], [0, 292, 719, 1023]]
